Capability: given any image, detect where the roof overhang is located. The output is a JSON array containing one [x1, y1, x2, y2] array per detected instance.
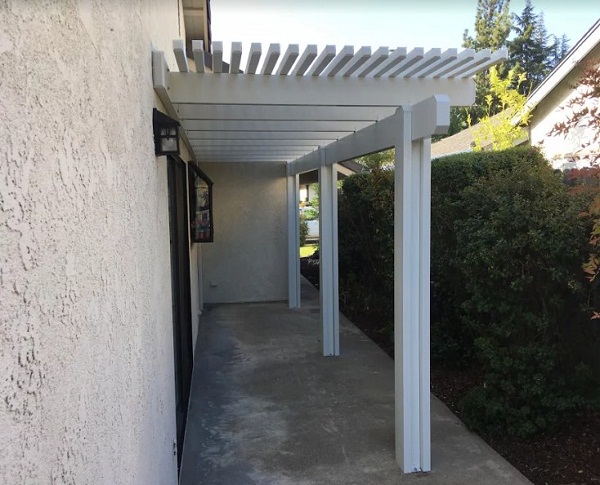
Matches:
[[153, 42, 507, 166]]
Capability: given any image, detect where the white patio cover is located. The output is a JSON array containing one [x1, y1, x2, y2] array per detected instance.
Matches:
[[154, 41, 506, 164], [153, 40, 507, 475]]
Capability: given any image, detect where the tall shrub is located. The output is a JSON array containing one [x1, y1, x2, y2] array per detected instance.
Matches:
[[338, 169, 395, 333], [451, 149, 590, 436], [339, 147, 598, 438]]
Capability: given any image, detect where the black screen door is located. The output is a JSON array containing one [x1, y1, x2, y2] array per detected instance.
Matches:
[[167, 156, 193, 470]]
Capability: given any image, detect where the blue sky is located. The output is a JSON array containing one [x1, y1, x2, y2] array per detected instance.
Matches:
[[211, 1, 598, 62]]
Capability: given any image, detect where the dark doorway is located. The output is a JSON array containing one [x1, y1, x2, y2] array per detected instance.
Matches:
[[167, 156, 194, 470]]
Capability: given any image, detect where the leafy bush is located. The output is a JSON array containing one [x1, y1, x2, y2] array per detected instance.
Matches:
[[299, 214, 309, 247], [450, 150, 591, 436], [338, 147, 599, 438], [338, 169, 395, 333]]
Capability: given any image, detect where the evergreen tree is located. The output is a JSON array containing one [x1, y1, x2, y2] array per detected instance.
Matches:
[[448, 0, 512, 134], [507, 2, 569, 95], [463, 0, 512, 51]]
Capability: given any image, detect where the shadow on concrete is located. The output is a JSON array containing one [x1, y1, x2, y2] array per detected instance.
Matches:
[[179, 278, 531, 485]]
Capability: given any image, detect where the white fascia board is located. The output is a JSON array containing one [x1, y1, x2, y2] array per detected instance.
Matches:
[[168, 72, 476, 107]]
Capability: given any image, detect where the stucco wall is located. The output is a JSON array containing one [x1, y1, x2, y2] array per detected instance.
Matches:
[[0, 1, 188, 484], [200, 162, 288, 303], [530, 45, 600, 169]]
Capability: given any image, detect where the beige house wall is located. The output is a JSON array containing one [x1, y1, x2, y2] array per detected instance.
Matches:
[[0, 1, 194, 484], [530, 44, 600, 169], [200, 162, 288, 304]]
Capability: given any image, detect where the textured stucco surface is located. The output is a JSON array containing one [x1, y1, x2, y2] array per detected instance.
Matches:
[[200, 162, 288, 304], [530, 44, 600, 169], [0, 1, 189, 483]]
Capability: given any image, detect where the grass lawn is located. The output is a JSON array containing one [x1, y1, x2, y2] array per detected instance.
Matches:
[[300, 244, 318, 258]]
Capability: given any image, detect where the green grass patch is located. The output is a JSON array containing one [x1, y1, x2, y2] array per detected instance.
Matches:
[[300, 244, 318, 258]]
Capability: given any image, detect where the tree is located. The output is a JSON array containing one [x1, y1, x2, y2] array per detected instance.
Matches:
[[469, 66, 531, 150], [507, 1, 569, 95], [463, 0, 512, 52], [355, 149, 394, 171], [450, 0, 513, 134]]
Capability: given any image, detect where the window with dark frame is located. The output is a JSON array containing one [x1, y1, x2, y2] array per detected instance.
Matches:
[[188, 162, 214, 243]]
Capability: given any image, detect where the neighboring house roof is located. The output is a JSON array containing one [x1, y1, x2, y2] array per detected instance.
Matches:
[[431, 19, 600, 160], [431, 120, 478, 158]]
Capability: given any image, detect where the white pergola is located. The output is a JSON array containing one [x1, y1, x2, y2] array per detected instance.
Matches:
[[153, 41, 507, 473]]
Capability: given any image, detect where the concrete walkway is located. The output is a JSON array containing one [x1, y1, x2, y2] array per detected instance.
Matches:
[[180, 279, 531, 485]]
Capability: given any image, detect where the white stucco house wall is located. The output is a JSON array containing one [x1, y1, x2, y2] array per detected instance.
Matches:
[[0, 1, 209, 483], [432, 19, 600, 166], [527, 19, 600, 169], [1, 0, 508, 482]]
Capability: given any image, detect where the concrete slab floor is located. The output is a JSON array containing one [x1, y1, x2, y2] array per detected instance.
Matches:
[[180, 279, 531, 485]]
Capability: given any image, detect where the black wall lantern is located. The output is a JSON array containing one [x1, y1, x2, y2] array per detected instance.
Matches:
[[153, 108, 180, 156]]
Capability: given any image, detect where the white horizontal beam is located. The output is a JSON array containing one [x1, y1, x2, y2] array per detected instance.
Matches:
[[192, 139, 321, 147], [186, 131, 347, 141], [175, 103, 396, 121], [197, 154, 293, 163], [290, 114, 398, 175], [182, 119, 370, 132], [288, 94, 451, 175], [168, 72, 475, 107]]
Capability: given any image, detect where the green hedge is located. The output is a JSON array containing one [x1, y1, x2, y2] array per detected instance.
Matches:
[[338, 147, 599, 437]]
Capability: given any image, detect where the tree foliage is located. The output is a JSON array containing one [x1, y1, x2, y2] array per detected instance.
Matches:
[[339, 148, 599, 437], [469, 66, 531, 150], [507, 0, 569, 95], [447, 0, 569, 136], [355, 149, 394, 171], [463, 0, 512, 52]]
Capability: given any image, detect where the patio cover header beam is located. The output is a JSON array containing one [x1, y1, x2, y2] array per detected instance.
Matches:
[[288, 95, 450, 175], [168, 72, 475, 108]]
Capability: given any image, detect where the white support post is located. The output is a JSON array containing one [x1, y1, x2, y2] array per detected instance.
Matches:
[[287, 169, 301, 308], [394, 106, 432, 473], [319, 152, 339, 356]]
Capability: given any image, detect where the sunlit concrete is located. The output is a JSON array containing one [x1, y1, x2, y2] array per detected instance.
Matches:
[[180, 278, 531, 485]]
